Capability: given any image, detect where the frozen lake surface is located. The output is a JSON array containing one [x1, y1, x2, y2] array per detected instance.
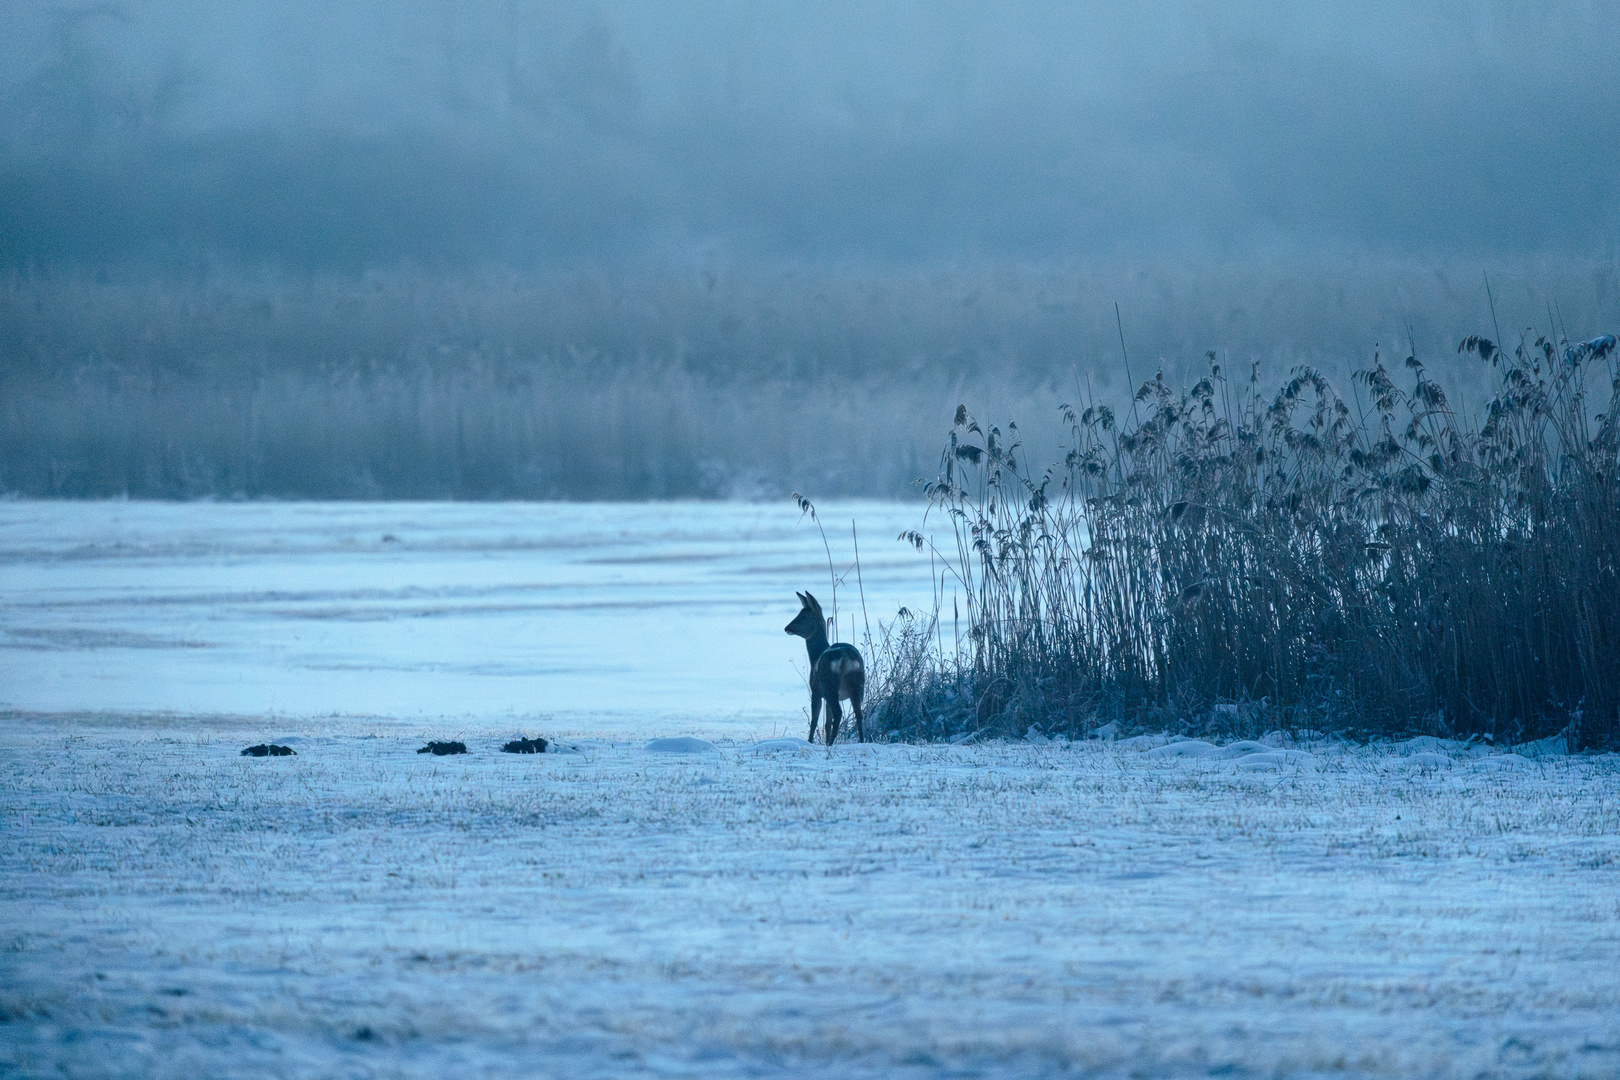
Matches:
[[2, 502, 1618, 1078], [0, 500, 939, 735]]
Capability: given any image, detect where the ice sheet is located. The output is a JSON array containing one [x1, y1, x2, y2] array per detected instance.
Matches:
[[0, 500, 942, 735]]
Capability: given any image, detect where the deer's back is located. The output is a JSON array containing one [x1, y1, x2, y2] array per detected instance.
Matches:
[[813, 643, 864, 698]]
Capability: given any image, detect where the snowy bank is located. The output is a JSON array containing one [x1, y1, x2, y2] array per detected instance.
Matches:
[[3, 715, 1618, 1078]]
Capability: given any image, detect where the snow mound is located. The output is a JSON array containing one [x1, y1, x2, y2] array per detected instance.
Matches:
[[1143, 740, 1310, 766], [1475, 753, 1534, 770], [1210, 742, 1314, 769], [1514, 734, 1570, 760], [540, 741, 583, 755], [1403, 752, 1453, 769], [643, 737, 717, 754], [749, 738, 811, 754], [831, 742, 887, 756], [1258, 730, 1324, 748], [1398, 736, 1461, 756], [1116, 734, 1170, 751], [1207, 740, 1273, 759], [1146, 740, 1217, 758]]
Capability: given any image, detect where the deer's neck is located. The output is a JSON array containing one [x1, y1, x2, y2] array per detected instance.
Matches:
[[802, 627, 830, 667]]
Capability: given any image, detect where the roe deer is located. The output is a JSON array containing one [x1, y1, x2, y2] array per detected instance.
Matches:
[[784, 590, 866, 744]]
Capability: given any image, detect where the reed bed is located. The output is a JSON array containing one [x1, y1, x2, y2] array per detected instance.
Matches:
[[868, 327, 1620, 748], [8, 263, 1618, 498], [1, 354, 973, 500]]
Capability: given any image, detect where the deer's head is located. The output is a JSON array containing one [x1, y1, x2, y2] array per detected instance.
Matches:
[[784, 591, 825, 639]]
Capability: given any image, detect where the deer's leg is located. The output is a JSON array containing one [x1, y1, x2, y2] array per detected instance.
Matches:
[[851, 683, 866, 743], [808, 690, 822, 743], [825, 696, 842, 745]]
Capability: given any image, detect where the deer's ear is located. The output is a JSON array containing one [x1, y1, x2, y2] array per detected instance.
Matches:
[[795, 591, 808, 605], [804, 591, 821, 611]]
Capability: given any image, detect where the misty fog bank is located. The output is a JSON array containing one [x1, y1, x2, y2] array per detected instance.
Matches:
[[4, 2, 1617, 499], [4, 2, 1618, 269]]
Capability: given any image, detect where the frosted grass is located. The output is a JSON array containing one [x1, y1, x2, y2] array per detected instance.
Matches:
[[2, 723, 1617, 1078]]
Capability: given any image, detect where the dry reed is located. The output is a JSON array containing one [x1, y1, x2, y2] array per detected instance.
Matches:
[[869, 329, 1620, 748]]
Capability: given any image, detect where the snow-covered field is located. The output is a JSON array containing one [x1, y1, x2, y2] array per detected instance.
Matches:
[[3, 502, 1619, 1078]]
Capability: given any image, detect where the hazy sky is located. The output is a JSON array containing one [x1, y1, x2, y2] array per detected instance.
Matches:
[[3, 1, 1617, 268]]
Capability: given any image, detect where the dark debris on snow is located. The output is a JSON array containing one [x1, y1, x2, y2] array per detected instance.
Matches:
[[241, 744, 296, 757], [417, 741, 468, 755]]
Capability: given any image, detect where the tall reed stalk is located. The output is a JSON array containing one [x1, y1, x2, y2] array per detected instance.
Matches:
[[870, 329, 1620, 748]]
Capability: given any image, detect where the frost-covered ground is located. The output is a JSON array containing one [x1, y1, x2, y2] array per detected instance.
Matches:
[[4, 723, 1619, 1078], [2, 503, 1619, 1078]]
